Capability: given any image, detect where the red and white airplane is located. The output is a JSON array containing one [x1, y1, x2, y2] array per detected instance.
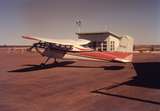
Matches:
[[22, 35, 134, 65]]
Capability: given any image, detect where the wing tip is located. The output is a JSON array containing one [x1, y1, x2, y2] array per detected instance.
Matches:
[[22, 36, 39, 41]]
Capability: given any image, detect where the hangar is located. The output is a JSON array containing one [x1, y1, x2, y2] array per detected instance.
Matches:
[[77, 32, 121, 51]]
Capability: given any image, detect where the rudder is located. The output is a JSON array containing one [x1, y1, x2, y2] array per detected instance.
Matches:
[[114, 35, 134, 63], [117, 35, 134, 52]]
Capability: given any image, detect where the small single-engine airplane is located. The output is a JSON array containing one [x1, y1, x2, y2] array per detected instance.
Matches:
[[22, 35, 134, 65]]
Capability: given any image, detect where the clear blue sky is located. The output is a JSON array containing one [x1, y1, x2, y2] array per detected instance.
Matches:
[[0, 0, 159, 45]]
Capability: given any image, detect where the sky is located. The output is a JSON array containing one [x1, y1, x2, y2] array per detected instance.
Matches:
[[0, 0, 159, 45]]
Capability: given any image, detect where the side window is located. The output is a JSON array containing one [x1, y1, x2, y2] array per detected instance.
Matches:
[[110, 41, 115, 51], [103, 41, 107, 51], [97, 41, 101, 51], [89, 41, 96, 50]]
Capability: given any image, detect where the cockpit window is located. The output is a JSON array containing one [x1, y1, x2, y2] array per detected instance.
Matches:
[[81, 43, 90, 48], [48, 43, 73, 51]]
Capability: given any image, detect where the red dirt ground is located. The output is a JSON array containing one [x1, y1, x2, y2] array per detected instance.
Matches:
[[0, 49, 160, 111]]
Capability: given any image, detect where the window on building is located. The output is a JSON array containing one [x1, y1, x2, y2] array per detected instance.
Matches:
[[103, 41, 107, 51], [110, 41, 115, 51], [97, 41, 101, 47], [96, 41, 101, 51], [103, 48, 107, 51], [112, 41, 115, 50], [92, 41, 96, 49]]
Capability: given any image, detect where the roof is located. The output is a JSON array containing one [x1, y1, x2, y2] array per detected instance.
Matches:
[[76, 31, 121, 39]]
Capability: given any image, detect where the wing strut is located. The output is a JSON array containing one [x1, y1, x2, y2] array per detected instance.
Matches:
[[40, 57, 58, 66], [40, 57, 50, 66]]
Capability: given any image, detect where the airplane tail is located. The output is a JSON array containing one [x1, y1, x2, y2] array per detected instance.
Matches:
[[114, 35, 134, 63], [117, 35, 134, 52]]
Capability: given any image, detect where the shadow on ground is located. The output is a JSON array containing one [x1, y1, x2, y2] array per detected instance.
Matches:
[[103, 66, 124, 70], [128, 62, 160, 89], [8, 61, 75, 72], [92, 62, 160, 105], [8, 61, 125, 73]]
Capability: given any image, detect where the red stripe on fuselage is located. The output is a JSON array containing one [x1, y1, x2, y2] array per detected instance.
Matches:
[[74, 47, 92, 51], [79, 51, 131, 61]]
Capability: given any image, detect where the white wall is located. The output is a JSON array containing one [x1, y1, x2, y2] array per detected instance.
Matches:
[[105, 35, 120, 51], [78, 33, 120, 51]]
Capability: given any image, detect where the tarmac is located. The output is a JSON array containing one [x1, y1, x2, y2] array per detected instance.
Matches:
[[0, 48, 160, 111]]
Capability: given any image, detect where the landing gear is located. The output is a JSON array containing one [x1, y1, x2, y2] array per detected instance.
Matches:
[[40, 57, 58, 66], [40, 63, 45, 67], [40, 57, 50, 66], [54, 58, 58, 64]]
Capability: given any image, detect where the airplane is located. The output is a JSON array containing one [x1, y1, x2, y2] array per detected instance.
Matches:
[[22, 35, 134, 66]]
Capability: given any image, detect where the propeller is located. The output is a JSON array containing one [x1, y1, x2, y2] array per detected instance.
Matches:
[[27, 42, 48, 52], [27, 43, 39, 52]]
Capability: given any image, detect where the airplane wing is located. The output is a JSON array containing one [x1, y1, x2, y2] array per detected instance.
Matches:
[[22, 36, 90, 46]]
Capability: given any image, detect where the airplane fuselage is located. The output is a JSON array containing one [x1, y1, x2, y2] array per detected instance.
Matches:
[[40, 46, 132, 63]]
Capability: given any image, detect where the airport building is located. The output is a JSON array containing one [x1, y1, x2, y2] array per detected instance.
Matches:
[[77, 32, 121, 51]]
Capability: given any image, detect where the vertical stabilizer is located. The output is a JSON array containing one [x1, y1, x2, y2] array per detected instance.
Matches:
[[117, 35, 134, 52], [114, 35, 134, 63]]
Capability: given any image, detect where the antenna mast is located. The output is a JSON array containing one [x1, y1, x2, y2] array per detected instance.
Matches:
[[76, 20, 82, 33], [104, 25, 109, 32]]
